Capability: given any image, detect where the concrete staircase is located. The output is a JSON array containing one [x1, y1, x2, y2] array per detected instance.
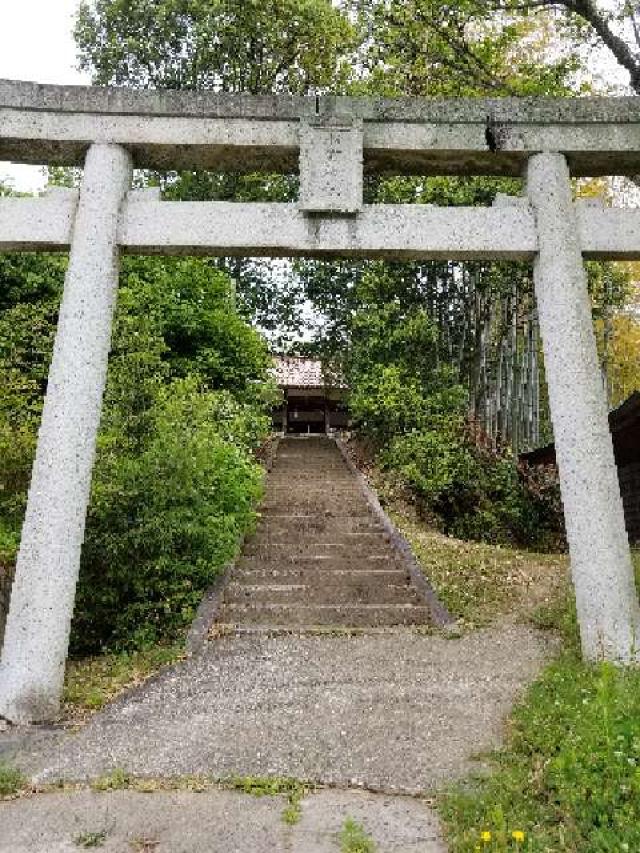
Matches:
[[217, 436, 434, 630]]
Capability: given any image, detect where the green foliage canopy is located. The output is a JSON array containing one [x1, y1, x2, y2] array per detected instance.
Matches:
[[75, 0, 356, 92], [0, 250, 276, 652]]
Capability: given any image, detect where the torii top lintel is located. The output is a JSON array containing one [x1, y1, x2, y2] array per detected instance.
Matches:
[[2, 78, 640, 177]]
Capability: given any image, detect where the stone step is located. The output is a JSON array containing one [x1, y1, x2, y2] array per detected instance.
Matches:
[[243, 542, 397, 559], [266, 482, 362, 490], [234, 568, 410, 586], [269, 459, 346, 465], [245, 532, 391, 551], [261, 503, 369, 515], [263, 489, 366, 500], [237, 554, 406, 572], [270, 462, 347, 470], [260, 501, 371, 514], [268, 464, 349, 472], [271, 455, 347, 471], [218, 603, 432, 627], [269, 480, 355, 491], [224, 580, 420, 606], [254, 517, 383, 536], [270, 470, 348, 477]]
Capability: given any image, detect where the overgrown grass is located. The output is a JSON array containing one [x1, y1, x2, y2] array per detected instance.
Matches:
[[439, 550, 640, 852], [395, 512, 568, 627], [63, 643, 184, 717]]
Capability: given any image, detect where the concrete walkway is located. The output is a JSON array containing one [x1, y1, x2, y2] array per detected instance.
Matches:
[[0, 787, 445, 852], [5, 623, 552, 794], [0, 623, 556, 851]]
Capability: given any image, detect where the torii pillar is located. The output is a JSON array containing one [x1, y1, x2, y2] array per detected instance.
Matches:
[[527, 153, 640, 662], [0, 144, 133, 723]]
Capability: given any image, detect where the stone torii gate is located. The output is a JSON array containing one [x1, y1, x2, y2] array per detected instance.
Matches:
[[1, 80, 639, 723]]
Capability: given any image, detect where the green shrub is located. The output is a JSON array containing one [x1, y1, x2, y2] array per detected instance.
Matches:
[[440, 556, 640, 851], [0, 763, 26, 796], [0, 297, 61, 523], [72, 379, 268, 653], [0, 253, 274, 654], [0, 518, 19, 566], [347, 297, 563, 550], [382, 423, 563, 550], [441, 653, 640, 851]]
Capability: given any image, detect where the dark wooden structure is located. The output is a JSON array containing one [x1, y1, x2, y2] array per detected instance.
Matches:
[[272, 356, 349, 435], [520, 391, 640, 544]]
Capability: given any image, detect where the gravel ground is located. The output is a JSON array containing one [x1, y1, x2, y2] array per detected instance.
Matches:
[[5, 623, 555, 794]]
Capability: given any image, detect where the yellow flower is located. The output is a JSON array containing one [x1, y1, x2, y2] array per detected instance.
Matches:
[[512, 830, 525, 843], [480, 831, 492, 842]]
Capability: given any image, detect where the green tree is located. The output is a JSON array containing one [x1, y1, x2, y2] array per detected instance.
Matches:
[[349, 0, 579, 97], [74, 0, 358, 337], [489, 0, 640, 93], [0, 248, 277, 652], [75, 0, 356, 92]]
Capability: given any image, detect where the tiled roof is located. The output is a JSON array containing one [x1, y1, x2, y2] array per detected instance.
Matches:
[[273, 356, 344, 388]]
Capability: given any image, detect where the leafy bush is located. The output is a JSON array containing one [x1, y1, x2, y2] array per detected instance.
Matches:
[[0, 763, 26, 796], [72, 379, 267, 652], [0, 264, 64, 526], [0, 253, 275, 653], [347, 299, 564, 550], [383, 423, 562, 549]]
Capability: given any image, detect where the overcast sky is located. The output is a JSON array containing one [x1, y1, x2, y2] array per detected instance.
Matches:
[[0, 0, 88, 192]]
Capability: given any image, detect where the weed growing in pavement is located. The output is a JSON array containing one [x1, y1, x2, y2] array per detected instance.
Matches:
[[90, 768, 130, 792], [339, 817, 376, 853], [74, 830, 107, 848], [229, 775, 310, 825], [0, 763, 26, 796]]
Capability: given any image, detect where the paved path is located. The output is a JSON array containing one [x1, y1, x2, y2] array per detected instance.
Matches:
[[6, 623, 553, 795], [0, 788, 445, 852]]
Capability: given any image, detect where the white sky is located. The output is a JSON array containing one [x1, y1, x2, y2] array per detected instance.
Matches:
[[0, 0, 89, 193]]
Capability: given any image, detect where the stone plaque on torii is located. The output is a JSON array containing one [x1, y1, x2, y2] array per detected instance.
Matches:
[[0, 79, 639, 723]]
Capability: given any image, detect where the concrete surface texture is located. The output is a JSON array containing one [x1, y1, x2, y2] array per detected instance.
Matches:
[[6, 625, 553, 794], [0, 788, 445, 853], [0, 187, 79, 252], [6, 186, 640, 262], [119, 197, 539, 260], [4, 78, 640, 175], [0, 144, 133, 724], [299, 120, 363, 213], [527, 153, 640, 662]]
